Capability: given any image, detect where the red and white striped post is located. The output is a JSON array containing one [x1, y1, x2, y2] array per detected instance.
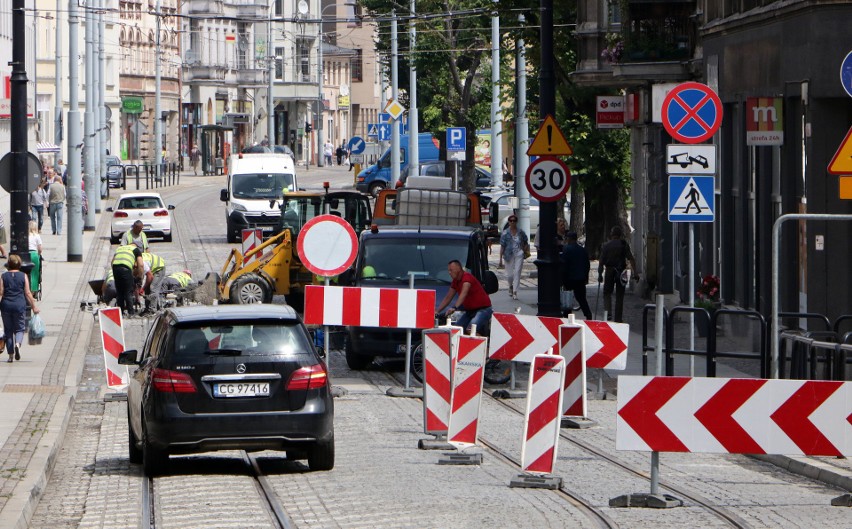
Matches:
[[447, 335, 488, 449], [559, 323, 596, 428], [511, 354, 565, 488], [241, 228, 263, 263], [98, 307, 129, 390], [421, 328, 458, 437]]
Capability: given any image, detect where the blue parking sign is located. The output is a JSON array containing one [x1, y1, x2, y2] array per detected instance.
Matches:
[[447, 127, 466, 151]]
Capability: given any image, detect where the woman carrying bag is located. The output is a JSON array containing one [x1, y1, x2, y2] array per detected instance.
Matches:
[[498, 215, 530, 300], [0, 254, 40, 362]]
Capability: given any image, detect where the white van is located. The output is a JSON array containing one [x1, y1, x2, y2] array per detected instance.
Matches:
[[220, 153, 298, 243]]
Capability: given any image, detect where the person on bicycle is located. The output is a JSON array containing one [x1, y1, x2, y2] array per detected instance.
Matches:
[[436, 260, 493, 334]]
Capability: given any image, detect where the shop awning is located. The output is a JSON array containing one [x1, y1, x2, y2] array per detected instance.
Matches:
[[36, 141, 61, 153]]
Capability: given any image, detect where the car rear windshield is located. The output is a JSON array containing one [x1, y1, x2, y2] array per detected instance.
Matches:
[[118, 197, 164, 210], [232, 173, 295, 199], [172, 322, 312, 359], [359, 237, 469, 283]]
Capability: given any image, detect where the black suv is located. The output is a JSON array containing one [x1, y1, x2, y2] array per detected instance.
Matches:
[[119, 305, 334, 476]]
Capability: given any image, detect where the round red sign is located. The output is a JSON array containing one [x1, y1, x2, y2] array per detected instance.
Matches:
[[297, 214, 358, 277]]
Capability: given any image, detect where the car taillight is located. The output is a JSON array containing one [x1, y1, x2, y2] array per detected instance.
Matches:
[[285, 364, 328, 390], [151, 368, 197, 393], [153, 209, 169, 217], [113, 211, 129, 218]]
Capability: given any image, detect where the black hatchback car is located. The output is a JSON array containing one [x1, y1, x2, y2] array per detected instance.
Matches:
[[119, 305, 334, 476]]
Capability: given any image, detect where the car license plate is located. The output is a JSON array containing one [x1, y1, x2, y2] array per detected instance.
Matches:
[[213, 382, 270, 398], [261, 226, 274, 232]]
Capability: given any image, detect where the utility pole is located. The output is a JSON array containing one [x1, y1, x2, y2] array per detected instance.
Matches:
[[10, 0, 32, 264], [97, 0, 105, 212], [316, 19, 324, 166], [408, 0, 418, 178], [83, 0, 95, 230], [33, 11, 39, 142], [66, 0, 82, 260], [515, 14, 530, 237], [390, 10, 399, 186], [154, 0, 162, 180], [54, 0, 63, 169], [490, 0, 501, 186], [89, 0, 100, 223], [536, 0, 559, 316], [267, 2, 274, 145]]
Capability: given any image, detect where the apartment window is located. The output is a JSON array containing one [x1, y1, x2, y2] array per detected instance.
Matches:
[[352, 49, 362, 82], [275, 47, 285, 80], [298, 39, 310, 81]]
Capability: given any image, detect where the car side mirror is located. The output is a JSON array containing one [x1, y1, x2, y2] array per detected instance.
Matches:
[[106, 207, 114, 212], [167, 205, 175, 210], [118, 350, 140, 365], [220, 189, 229, 202]]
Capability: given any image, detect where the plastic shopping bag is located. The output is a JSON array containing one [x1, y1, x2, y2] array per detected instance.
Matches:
[[29, 313, 46, 341]]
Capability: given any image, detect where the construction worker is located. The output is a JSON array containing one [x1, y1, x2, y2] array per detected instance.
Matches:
[[111, 243, 144, 316], [162, 270, 194, 291], [141, 252, 166, 298], [121, 220, 149, 251], [101, 269, 117, 305]]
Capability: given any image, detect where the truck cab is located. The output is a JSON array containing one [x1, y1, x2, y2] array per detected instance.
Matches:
[[220, 153, 298, 243], [355, 133, 440, 197]]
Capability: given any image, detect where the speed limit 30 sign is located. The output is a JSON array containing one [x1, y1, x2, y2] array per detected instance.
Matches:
[[524, 156, 571, 202]]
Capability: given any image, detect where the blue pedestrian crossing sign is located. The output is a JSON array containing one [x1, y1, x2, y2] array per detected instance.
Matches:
[[367, 123, 379, 137], [669, 175, 715, 223], [349, 136, 366, 154], [377, 123, 391, 141]]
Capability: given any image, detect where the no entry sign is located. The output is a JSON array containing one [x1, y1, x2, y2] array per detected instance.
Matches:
[[661, 82, 723, 144], [297, 214, 358, 277]]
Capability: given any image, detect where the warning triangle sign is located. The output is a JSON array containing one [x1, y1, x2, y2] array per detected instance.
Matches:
[[527, 115, 573, 156], [671, 177, 711, 216], [828, 126, 852, 175]]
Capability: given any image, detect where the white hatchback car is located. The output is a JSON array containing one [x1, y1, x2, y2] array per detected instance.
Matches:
[[108, 192, 174, 244], [483, 190, 571, 239]]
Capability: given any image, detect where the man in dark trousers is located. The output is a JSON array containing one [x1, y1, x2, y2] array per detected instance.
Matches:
[[598, 226, 638, 322], [559, 231, 593, 319], [111, 243, 144, 316]]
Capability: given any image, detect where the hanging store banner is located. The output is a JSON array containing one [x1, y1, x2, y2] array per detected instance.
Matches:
[[746, 97, 784, 146]]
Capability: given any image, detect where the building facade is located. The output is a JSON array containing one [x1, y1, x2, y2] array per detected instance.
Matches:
[[573, 0, 852, 321]]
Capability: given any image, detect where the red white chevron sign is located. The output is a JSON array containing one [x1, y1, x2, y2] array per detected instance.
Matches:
[[617, 376, 852, 456], [304, 285, 436, 329], [490, 313, 628, 369], [447, 335, 487, 449], [521, 354, 566, 474], [98, 307, 129, 390], [422, 328, 460, 435]]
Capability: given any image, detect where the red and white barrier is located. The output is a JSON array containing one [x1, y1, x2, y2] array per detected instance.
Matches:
[[490, 313, 629, 370], [241, 228, 263, 264], [422, 328, 460, 435], [98, 307, 129, 390], [617, 376, 852, 456], [447, 335, 488, 449], [304, 285, 436, 329], [559, 324, 586, 418], [521, 354, 566, 474]]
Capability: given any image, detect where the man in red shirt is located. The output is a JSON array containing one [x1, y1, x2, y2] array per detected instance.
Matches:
[[436, 260, 494, 334]]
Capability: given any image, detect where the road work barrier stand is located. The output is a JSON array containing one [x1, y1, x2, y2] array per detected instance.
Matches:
[[440, 332, 488, 465], [611, 295, 683, 509], [419, 326, 461, 450], [558, 320, 596, 429], [510, 354, 566, 489], [387, 271, 432, 398], [98, 307, 129, 402], [241, 229, 263, 264]]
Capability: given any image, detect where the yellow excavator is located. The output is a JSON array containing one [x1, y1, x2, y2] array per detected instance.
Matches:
[[207, 189, 372, 306]]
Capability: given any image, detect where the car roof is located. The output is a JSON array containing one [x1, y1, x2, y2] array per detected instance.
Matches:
[[117, 192, 164, 200], [167, 304, 300, 324]]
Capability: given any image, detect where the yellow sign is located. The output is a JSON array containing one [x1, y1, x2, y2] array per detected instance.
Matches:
[[527, 115, 573, 156], [840, 176, 852, 200], [827, 126, 852, 175], [385, 99, 405, 121]]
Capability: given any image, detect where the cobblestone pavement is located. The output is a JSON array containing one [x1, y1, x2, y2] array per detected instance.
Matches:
[[21, 175, 852, 528]]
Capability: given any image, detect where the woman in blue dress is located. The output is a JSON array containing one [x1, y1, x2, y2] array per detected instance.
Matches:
[[0, 254, 40, 362]]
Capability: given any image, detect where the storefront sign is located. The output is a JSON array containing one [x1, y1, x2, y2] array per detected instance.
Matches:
[[121, 97, 143, 114], [596, 96, 625, 129], [746, 97, 783, 146]]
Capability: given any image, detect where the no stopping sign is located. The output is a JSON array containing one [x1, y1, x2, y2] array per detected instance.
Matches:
[[525, 157, 571, 202], [297, 214, 358, 277]]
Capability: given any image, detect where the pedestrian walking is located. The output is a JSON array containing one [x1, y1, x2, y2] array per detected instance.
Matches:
[[499, 215, 530, 300], [323, 141, 334, 166], [120, 220, 149, 251], [598, 225, 638, 323], [111, 243, 144, 316], [30, 180, 48, 232], [190, 145, 200, 175], [48, 175, 66, 235], [0, 254, 40, 362], [559, 231, 593, 319], [336, 141, 346, 165], [0, 213, 7, 259], [435, 260, 494, 334]]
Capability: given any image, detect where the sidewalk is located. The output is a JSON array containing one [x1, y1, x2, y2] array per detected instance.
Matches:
[[490, 247, 851, 494]]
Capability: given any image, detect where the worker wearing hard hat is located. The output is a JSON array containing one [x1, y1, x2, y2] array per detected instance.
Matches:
[[361, 265, 377, 279]]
